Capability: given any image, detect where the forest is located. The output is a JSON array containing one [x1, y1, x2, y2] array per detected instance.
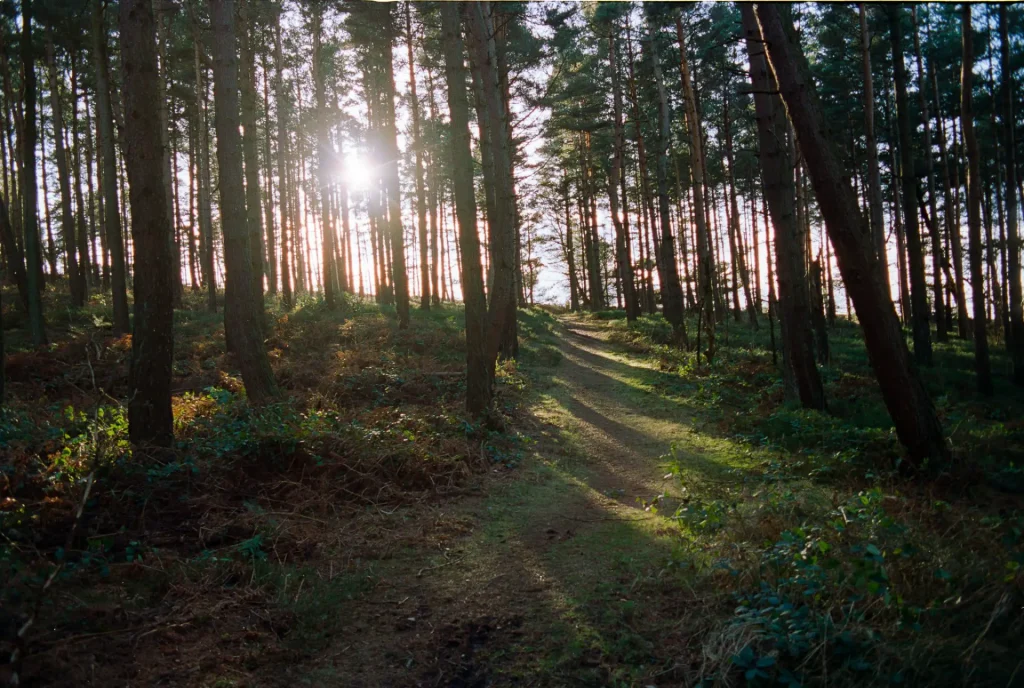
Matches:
[[1, 0, 1023, 685]]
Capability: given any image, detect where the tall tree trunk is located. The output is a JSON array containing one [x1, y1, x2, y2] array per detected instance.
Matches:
[[120, 0, 174, 447], [998, 6, 1023, 384], [154, 2, 181, 306], [754, 3, 947, 467], [648, 37, 687, 344], [274, 12, 291, 310], [911, 7, 946, 342], [859, 4, 891, 304], [889, 5, 932, 366], [260, 51, 276, 295], [676, 15, 713, 358], [21, 0, 46, 345], [210, 0, 277, 404], [999, 5, 1024, 384], [406, 2, 430, 311], [239, 0, 265, 306], [607, 25, 638, 323], [466, 1, 517, 364], [960, 4, 992, 396], [441, 2, 489, 416], [724, 88, 756, 327], [742, 5, 824, 410], [70, 53, 92, 299], [311, 0, 338, 309], [933, 68, 968, 339], [188, 1, 217, 313], [44, 29, 84, 307], [379, 8, 410, 328]]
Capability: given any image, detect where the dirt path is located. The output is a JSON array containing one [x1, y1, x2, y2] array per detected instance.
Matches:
[[291, 316, 707, 687]]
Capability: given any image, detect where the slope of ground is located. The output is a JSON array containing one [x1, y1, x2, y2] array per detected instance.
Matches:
[[4, 298, 1023, 687]]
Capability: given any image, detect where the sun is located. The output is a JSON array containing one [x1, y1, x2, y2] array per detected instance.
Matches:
[[341, 153, 373, 192]]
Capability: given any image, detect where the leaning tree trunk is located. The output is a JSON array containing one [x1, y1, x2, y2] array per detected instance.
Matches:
[[960, 4, 992, 396], [1000, 5, 1023, 385], [889, 5, 932, 367], [741, 5, 824, 411], [440, 1, 489, 416], [120, 0, 175, 447], [754, 3, 948, 467], [209, 0, 277, 405]]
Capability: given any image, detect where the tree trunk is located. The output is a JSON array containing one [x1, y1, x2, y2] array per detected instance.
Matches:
[[910, 7, 945, 343], [889, 5, 932, 366], [676, 15, 713, 358], [120, 0, 174, 447], [999, 6, 1023, 385], [960, 5, 992, 395], [441, 2, 489, 416], [311, 0, 338, 309], [273, 13, 292, 309], [742, 5, 824, 410], [239, 0, 265, 307], [188, 1, 217, 313], [754, 3, 947, 467], [859, 4, 891, 304], [405, 2, 430, 311], [210, 0, 277, 404], [647, 40, 687, 344], [724, 88, 756, 327], [22, 0, 47, 345], [466, 1, 517, 366], [44, 28, 84, 307], [608, 26, 638, 323], [378, 9, 410, 328]]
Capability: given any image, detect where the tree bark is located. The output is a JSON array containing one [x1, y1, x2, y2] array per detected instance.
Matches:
[[22, 0, 47, 345], [676, 15, 713, 358], [755, 3, 947, 466], [911, 7, 945, 343], [120, 0, 174, 447], [466, 1, 517, 367], [649, 30, 687, 345], [441, 1, 489, 416], [274, 13, 292, 310], [859, 4, 891, 304], [960, 4, 992, 396], [44, 28, 84, 307], [607, 24, 638, 323], [188, 0, 217, 313], [311, 0, 338, 309], [742, 4, 824, 410], [239, 0, 265, 306], [378, 7, 410, 328], [889, 5, 932, 366], [406, 2, 430, 311], [999, 5, 1023, 385], [209, 0, 277, 405]]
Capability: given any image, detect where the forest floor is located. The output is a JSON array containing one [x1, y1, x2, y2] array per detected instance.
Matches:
[[3, 295, 1024, 687]]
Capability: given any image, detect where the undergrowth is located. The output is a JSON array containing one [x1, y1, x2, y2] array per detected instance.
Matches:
[[0, 287, 551, 686], [598, 309, 1024, 687]]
